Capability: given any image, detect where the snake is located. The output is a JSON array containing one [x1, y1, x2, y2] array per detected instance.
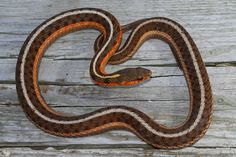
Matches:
[[15, 8, 213, 149]]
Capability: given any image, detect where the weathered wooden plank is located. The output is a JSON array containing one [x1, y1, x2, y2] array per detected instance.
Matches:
[[0, 67, 235, 148], [0, 101, 236, 148], [1, 58, 236, 85], [1, 64, 236, 105], [1, 147, 236, 157], [0, 0, 236, 63]]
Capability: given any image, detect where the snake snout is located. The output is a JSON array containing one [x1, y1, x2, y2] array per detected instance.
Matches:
[[136, 67, 152, 81]]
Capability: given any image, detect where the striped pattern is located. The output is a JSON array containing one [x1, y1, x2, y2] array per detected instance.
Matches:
[[16, 8, 213, 149]]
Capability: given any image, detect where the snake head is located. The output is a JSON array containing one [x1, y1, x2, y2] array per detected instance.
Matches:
[[115, 67, 152, 86]]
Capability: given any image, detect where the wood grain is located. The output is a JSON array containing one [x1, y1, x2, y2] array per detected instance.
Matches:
[[1, 147, 236, 157], [0, 0, 236, 156]]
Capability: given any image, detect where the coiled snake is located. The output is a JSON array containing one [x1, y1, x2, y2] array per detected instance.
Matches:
[[16, 8, 213, 149]]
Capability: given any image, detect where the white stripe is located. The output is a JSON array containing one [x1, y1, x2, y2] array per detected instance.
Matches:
[[112, 20, 151, 55], [20, 11, 205, 138]]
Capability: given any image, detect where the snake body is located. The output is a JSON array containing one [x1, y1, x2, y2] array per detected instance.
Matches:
[[16, 8, 213, 149]]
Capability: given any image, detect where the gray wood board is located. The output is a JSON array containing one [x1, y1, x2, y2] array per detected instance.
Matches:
[[0, 0, 236, 156], [1, 148, 236, 157]]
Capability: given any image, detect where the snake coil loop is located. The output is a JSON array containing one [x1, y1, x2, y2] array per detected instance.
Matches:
[[16, 8, 213, 149]]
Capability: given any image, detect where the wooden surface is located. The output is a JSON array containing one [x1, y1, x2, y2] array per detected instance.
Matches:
[[0, 0, 236, 156]]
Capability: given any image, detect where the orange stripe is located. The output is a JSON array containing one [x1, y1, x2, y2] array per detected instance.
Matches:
[[33, 22, 107, 115], [62, 122, 132, 136], [99, 28, 123, 74]]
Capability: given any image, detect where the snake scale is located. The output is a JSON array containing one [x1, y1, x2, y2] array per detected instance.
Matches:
[[16, 8, 213, 149]]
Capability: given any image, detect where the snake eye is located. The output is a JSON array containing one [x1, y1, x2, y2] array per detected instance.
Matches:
[[137, 76, 144, 80]]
